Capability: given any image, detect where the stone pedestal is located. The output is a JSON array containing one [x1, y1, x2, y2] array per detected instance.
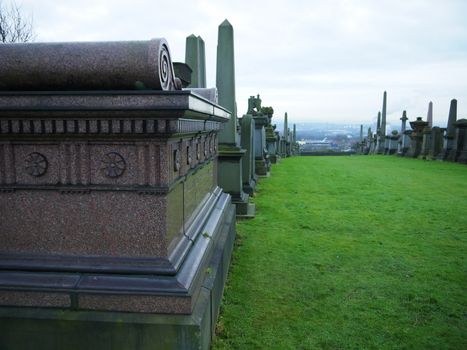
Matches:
[[399, 131, 412, 156], [419, 127, 432, 159], [0, 90, 236, 349], [383, 136, 391, 155], [406, 117, 428, 158], [387, 132, 399, 155]]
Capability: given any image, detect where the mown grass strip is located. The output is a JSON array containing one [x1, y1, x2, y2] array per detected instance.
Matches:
[[213, 156, 467, 350]]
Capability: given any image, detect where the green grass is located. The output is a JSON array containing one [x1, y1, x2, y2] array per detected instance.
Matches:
[[212, 156, 467, 350]]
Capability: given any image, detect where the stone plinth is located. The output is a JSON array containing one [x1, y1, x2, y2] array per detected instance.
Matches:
[[387, 131, 399, 155], [418, 126, 432, 159], [0, 88, 235, 349], [406, 117, 429, 158]]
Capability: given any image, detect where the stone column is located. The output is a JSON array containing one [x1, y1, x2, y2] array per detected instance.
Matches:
[[364, 127, 372, 154], [443, 99, 457, 161], [381, 91, 387, 137], [427, 101, 433, 128], [281, 112, 289, 157], [216, 19, 254, 218], [377, 91, 387, 154], [374, 111, 381, 154], [398, 110, 409, 156], [293, 123, 299, 155]]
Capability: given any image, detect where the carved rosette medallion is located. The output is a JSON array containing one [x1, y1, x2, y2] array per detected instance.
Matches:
[[25, 152, 48, 177], [101, 152, 126, 178]]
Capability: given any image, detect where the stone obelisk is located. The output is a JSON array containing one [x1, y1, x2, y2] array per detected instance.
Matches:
[[374, 111, 381, 154], [216, 19, 254, 217], [377, 91, 387, 154], [282, 112, 289, 157], [443, 99, 457, 161]]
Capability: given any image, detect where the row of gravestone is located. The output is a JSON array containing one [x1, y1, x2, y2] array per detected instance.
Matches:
[[355, 91, 467, 163], [0, 20, 296, 350], [179, 21, 300, 218]]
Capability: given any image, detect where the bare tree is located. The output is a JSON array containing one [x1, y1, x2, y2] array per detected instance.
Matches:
[[0, 0, 35, 43]]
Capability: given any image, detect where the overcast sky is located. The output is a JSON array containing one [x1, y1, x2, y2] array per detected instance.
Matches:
[[16, 0, 467, 129]]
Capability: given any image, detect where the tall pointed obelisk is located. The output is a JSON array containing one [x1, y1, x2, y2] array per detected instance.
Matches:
[[374, 111, 381, 154], [377, 91, 387, 154], [282, 112, 288, 157], [443, 99, 457, 160], [381, 91, 387, 136], [216, 19, 254, 217]]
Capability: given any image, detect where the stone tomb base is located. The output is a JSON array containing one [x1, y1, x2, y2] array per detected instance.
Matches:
[[0, 198, 236, 349], [0, 89, 235, 349]]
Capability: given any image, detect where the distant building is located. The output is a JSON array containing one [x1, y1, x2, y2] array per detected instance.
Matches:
[[301, 138, 332, 151]]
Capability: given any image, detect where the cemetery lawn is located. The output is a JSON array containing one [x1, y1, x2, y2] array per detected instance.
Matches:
[[212, 156, 467, 350]]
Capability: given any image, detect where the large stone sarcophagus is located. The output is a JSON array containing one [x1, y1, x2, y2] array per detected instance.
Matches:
[[0, 40, 235, 350]]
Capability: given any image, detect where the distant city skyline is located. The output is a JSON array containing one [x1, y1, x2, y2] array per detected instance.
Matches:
[[16, 0, 467, 126]]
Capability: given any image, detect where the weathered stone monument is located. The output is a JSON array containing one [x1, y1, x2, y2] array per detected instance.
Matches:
[[248, 95, 270, 176], [373, 111, 381, 154], [376, 91, 387, 154], [406, 117, 429, 158], [428, 126, 444, 160], [280, 113, 289, 157], [451, 119, 467, 163], [443, 99, 458, 161], [185, 34, 206, 88], [387, 130, 400, 155], [0, 39, 235, 350], [398, 110, 410, 156], [215, 19, 255, 218], [427, 101, 433, 128], [265, 108, 279, 163], [419, 102, 434, 159], [239, 111, 256, 195]]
